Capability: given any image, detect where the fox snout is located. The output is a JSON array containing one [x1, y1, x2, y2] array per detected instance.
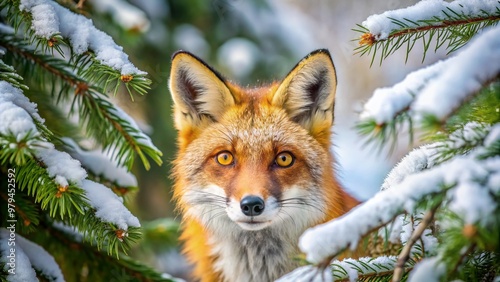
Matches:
[[240, 195, 265, 216]]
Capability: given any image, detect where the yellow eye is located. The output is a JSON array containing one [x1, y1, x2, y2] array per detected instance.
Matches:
[[216, 151, 234, 166], [275, 152, 294, 168]]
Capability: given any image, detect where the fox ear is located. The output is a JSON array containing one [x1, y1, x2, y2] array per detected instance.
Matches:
[[169, 51, 235, 131], [271, 49, 337, 145]]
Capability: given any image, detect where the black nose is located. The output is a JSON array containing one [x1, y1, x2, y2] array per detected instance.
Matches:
[[240, 196, 265, 216]]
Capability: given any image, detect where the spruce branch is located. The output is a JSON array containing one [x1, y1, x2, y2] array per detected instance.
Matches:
[[0, 188, 40, 233], [355, 3, 500, 65], [1, 0, 151, 98], [34, 221, 174, 281], [0, 32, 162, 170], [16, 157, 89, 219]]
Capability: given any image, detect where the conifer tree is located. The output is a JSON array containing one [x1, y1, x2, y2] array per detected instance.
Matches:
[[280, 1, 500, 281], [0, 0, 174, 281]]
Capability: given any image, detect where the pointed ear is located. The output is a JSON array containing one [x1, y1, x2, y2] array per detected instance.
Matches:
[[271, 49, 337, 145], [169, 51, 235, 131]]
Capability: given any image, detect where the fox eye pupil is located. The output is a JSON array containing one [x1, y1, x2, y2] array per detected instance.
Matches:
[[216, 151, 234, 166], [275, 152, 294, 168]]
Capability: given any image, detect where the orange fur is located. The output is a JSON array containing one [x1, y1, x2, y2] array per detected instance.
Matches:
[[169, 49, 359, 282]]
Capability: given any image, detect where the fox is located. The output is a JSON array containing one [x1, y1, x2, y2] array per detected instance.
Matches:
[[169, 49, 359, 282]]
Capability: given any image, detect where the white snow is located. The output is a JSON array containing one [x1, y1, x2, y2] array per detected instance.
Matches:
[[16, 234, 65, 282], [360, 24, 500, 124], [362, 0, 500, 40], [447, 122, 489, 149], [63, 138, 137, 187], [407, 257, 445, 282], [278, 256, 399, 282], [0, 81, 42, 123], [0, 229, 38, 282], [37, 143, 88, 187], [0, 229, 64, 282], [449, 182, 496, 224], [275, 265, 332, 282], [299, 146, 496, 264], [484, 123, 500, 147], [0, 80, 141, 230], [331, 256, 397, 282], [359, 60, 446, 124], [82, 179, 140, 230], [19, 0, 146, 75], [412, 25, 500, 120], [381, 144, 438, 191], [89, 0, 150, 32]]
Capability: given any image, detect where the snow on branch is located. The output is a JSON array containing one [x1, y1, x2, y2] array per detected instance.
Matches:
[[362, 0, 500, 41], [0, 80, 139, 230], [0, 80, 43, 128], [412, 24, 500, 120], [0, 228, 64, 282], [359, 24, 500, 125], [18, 0, 146, 75], [63, 138, 138, 188], [298, 138, 499, 264], [359, 60, 446, 125]]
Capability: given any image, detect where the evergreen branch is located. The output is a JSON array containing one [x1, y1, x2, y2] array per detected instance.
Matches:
[[392, 202, 440, 282], [0, 187, 40, 234], [33, 221, 175, 281], [331, 256, 416, 282], [0, 33, 162, 170], [0, 130, 45, 166], [9, 157, 141, 257], [355, 2, 500, 64], [16, 158, 90, 219], [1, 0, 151, 98], [0, 57, 28, 91], [357, 24, 500, 150]]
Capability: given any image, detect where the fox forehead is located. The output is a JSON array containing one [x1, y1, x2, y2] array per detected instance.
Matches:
[[196, 99, 323, 158]]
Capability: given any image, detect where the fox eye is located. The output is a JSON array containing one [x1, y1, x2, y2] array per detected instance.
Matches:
[[216, 151, 234, 166], [275, 152, 294, 168]]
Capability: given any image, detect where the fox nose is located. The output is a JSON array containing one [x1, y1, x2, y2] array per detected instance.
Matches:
[[240, 196, 265, 216]]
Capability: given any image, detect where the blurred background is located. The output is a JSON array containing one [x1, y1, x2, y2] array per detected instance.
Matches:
[[87, 0, 445, 278]]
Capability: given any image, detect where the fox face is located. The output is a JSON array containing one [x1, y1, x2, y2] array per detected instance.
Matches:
[[169, 49, 348, 281]]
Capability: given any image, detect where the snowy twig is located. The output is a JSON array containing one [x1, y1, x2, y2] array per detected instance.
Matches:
[[355, 0, 500, 64], [392, 202, 440, 282], [0, 228, 64, 282], [358, 24, 500, 146], [0, 32, 162, 169], [17, 0, 145, 75], [298, 144, 498, 263]]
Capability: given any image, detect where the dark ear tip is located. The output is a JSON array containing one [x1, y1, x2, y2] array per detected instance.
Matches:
[[171, 50, 208, 62], [308, 49, 331, 57]]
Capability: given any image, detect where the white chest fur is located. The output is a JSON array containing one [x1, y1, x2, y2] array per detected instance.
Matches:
[[209, 226, 302, 282]]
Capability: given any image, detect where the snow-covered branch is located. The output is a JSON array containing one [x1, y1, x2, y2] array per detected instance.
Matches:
[[298, 132, 499, 264], [362, 0, 500, 41], [19, 0, 145, 75], [0, 80, 139, 231], [0, 229, 64, 282], [412, 24, 500, 120], [360, 24, 500, 125], [63, 138, 138, 188]]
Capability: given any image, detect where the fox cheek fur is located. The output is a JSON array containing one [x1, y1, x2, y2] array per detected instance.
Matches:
[[169, 49, 358, 281]]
